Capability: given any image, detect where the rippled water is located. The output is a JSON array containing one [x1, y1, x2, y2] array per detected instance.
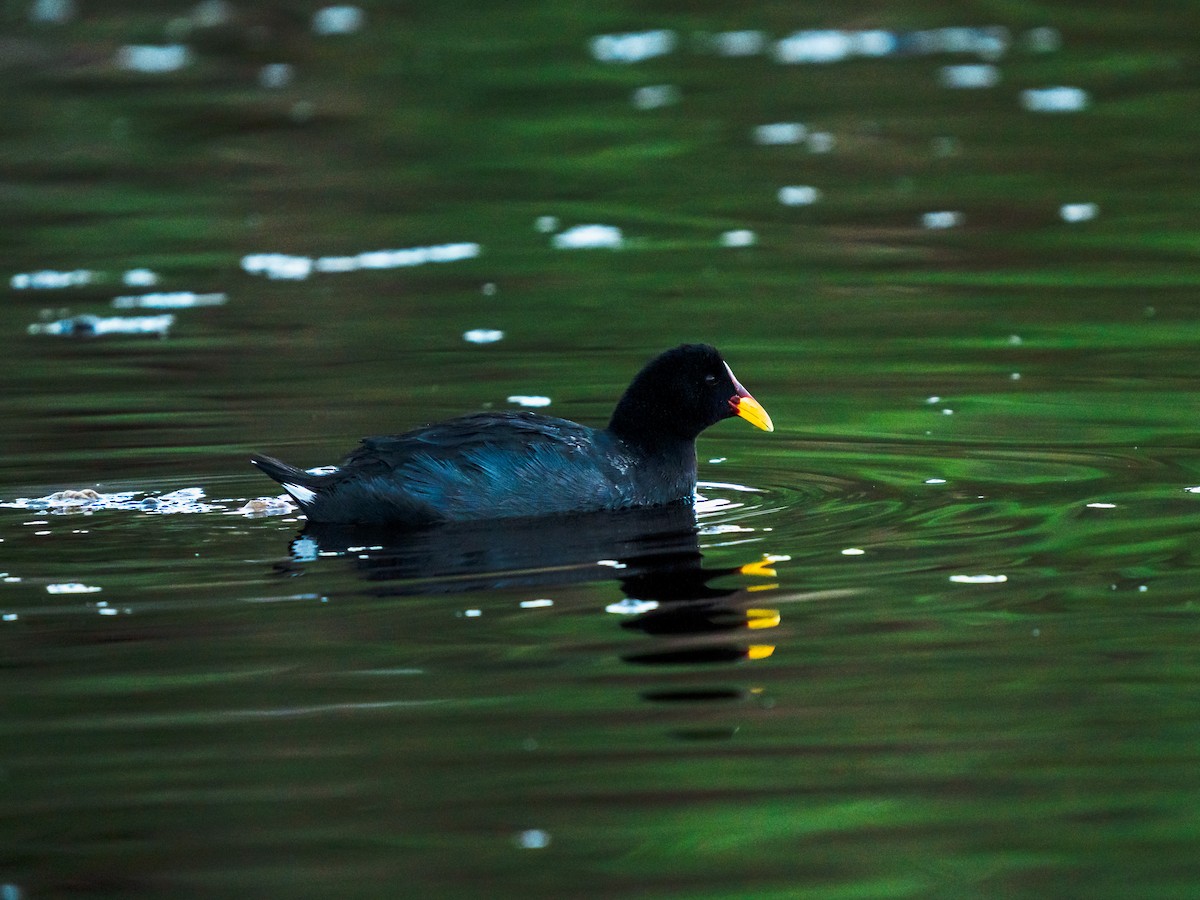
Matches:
[[4, 3, 1200, 898]]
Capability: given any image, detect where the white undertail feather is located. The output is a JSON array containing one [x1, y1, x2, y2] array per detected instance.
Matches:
[[283, 483, 317, 506]]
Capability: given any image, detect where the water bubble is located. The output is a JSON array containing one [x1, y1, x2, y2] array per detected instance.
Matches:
[[841, 548, 866, 556], [519, 599, 554, 609], [949, 574, 1008, 584]]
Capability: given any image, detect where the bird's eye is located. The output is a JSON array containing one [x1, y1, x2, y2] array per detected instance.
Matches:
[[704, 373, 718, 386]]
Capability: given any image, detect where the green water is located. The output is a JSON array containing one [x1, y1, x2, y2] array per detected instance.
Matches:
[[3, 3, 1200, 898]]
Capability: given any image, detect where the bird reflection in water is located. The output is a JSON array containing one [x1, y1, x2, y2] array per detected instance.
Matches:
[[278, 503, 786, 739]]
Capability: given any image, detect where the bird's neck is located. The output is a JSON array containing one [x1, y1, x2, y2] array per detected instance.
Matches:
[[608, 392, 697, 447]]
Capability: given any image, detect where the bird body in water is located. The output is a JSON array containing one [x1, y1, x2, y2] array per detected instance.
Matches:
[[251, 344, 773, 525]]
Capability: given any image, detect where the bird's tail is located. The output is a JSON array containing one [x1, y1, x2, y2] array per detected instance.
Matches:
[[250, 454, 323, 509]]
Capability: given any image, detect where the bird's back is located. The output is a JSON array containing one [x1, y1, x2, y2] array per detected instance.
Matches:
[[258, 411, 645, 524]]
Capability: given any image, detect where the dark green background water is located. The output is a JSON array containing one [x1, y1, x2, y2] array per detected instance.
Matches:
[[3, 2, 1200, 897]]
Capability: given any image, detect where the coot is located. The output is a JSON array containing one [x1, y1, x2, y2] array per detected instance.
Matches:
[[251, 343, 773, 525]]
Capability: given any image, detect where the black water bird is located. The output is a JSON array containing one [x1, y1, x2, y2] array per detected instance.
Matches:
[[251, 343, 773, 525]]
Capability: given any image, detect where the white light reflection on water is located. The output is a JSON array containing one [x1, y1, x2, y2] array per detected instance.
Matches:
[[753, 122, 807, 145], [631, 85, 679, 110], [115, 44, 191, 73], [710, 30, 767, 57], [312, 5, 365, 37], [112, 292, 226, 310], [1021, 86, 1089, 112], [551, 225, 623, 249], [241, 242, 481, 280], [939, 64, 1000, 89], [1060, 202, 1099, 223], [589, 30, 676, 64], [719, 230, 756, 248], [507, 395, 551, 408], [27, 313, 174, 338], [778, 185, 821, 206]]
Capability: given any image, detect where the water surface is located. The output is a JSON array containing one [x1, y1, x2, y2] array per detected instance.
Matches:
[[3, 3, 1200, 898]]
